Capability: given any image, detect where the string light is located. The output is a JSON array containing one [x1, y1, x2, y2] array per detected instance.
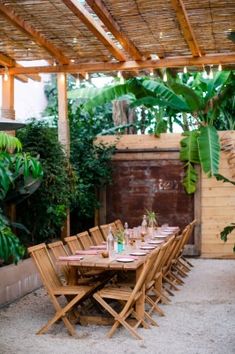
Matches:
[[183, 66, 188, 74], [218, 64, 222, 72], [53, 60, 57, 66], [149, 69, 154, 76], [202, 65, 208, 79], [75, 76, 80, 87], [4, 66, 9, 81], [163, 70, 167, 82], [209, 66, 213, 79], [117, 71, 125, 84], [85, 72, 89, 80]]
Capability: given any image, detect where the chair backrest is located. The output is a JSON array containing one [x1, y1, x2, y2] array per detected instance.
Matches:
[[77, 231, 93, 249], [89, 226, 104, 245], [64, 235, 83, 254], [109, 222, 118, 235], [120, 247, 159, 316], [99, 224, 109, 240], [28, 243, 61, 292], [115, 219, 124, 232], [47, 241, 70, 281]]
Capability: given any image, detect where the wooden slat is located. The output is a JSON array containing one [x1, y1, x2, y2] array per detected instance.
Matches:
[[87, 0, 142, 60], [0, 3, 69, 65], [62, 0, 126, 61], [170, 0, 202, 57], [1, 53, 234, 75]]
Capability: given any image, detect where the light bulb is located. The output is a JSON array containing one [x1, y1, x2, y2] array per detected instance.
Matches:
[[163, 71, 167, 82], [120, 75, 125, 84], [150, 69, 154, 76], [117, 71, 122, 78], [209, 67, 213, 79], [183, 66, 187, 74], [218, 64, 222, 72], [4, 67, 9, 81], [75, 77, 80, 87], [85, 72, 89, 80]]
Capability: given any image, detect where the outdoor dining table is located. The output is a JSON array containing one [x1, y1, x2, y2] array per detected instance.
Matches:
[[58, 228, 179, 324]]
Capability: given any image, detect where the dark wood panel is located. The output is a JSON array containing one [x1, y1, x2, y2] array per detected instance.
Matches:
[[106, 159, 194, 244]]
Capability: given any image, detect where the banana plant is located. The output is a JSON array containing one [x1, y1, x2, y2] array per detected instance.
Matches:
[[77, 71, 232, 193]]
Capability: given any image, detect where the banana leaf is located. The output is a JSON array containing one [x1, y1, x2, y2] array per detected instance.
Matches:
[[214, 173, 235, 186], [141, 79, 189, 111], [182, 162, 198, 194], [83, 84, 129, 112], [180, 130, 200, 164], [170, 83, 204, 111], [220, 223, 235, 252], [198, 126, 220, 177]]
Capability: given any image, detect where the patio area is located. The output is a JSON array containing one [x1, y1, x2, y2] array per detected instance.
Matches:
[[1, 258, 234, 354]]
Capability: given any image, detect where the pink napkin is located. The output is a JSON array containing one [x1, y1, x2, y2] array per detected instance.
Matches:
[[58, 255, 83, 261], [90, 245, 107, 250], [75, 250, 99, 255]]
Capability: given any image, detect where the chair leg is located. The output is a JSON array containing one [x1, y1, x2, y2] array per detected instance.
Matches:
[[146, 295, 165, 317], [163, 276, 179, 291], [181, 256, 194, 267], [93, 293, 142, 340], [37, 294, 82, 336], [153, 288, 171, 304], [144, 311, 159, 327]]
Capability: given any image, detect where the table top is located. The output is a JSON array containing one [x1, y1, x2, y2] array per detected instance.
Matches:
[[57, 228, 178, 271]]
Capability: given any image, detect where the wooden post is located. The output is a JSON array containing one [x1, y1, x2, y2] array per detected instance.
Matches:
[[1, 74, 15, 119], [57, 73, 70, 238], [1, 75, 16, 222]]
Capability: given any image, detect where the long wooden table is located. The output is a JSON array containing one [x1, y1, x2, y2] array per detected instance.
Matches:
[[58, 228, 178, 324]]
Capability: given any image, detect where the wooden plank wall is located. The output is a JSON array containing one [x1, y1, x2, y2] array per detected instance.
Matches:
[[96, 132, 235, 259]]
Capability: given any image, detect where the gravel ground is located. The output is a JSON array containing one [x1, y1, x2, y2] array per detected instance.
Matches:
[[0, 259, 235, 354]]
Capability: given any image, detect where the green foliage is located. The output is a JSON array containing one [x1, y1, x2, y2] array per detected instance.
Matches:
[[197, 126, 220, 177], [0, 132, 22, 152], [220, 223, 235, 252], [182, 162, 198, 194], [0, 212, 25, 264], [69, 107, 116, 223], [17, 121, 75, 242], [214, 173, 235, 186], [0, 133, 42, 264]]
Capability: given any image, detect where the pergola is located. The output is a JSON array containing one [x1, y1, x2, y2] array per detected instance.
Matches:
[[0, 0, 234, 235]]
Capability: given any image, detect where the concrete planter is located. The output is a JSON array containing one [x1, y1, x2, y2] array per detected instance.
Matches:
[[0, 258, 41, 307]]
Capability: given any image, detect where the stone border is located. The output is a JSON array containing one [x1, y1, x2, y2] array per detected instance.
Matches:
[[0, 258, 41, 307]]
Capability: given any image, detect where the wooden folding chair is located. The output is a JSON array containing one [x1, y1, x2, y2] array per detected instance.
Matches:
[[178, 219, 197, 269], [28, 243, 95, 336], [48, 241, 70, 282], [99, 224, 110, 240], [145, 239, 175, 318], [115, 219, 124, 232], [89, 226, 105, 245], [109, 222, 118, 235], [77, 231, 93, 249], [64, 235, 83, 254], [93, 248, 159, 340]]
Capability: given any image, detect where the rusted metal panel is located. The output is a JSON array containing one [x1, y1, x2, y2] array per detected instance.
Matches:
[[106, 159, 194, 244]]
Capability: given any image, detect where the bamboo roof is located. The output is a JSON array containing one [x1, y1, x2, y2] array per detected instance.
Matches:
[[0, 0, 234, 79]]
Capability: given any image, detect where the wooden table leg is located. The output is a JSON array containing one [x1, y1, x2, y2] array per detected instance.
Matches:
[[135, 264, 145, 319], [68, 266, 77, 285]]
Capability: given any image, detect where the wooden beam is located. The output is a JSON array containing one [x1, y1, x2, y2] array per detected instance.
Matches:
[[0, 3, 69, 65], [170, 0, 202, 57], [62, 0, 127, 61], [0, 52, 41, 82], [1, 53, 234, 75], [86, 0, 142, 60]]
